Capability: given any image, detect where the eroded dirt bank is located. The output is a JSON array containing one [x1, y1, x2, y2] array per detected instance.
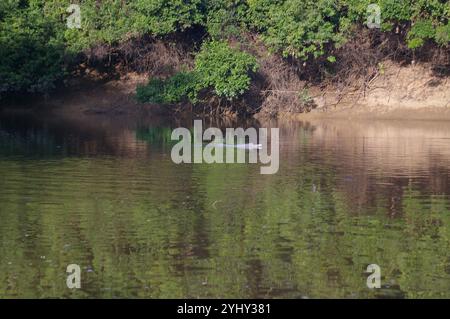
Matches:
[[62, 59, 450, 120], [3, 60, 450, 121], [287, 61, 450, 121]]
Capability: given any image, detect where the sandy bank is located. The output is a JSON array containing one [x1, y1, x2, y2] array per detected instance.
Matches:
[[3, 61, 450, 121], [287, 62, 450, 121]]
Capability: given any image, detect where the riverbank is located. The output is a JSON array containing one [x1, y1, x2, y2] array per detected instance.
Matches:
[[290, 63, 450, 120], [290, 61, 450, 121], [3, 54, 450, 121], [4, 1, 450, 122]]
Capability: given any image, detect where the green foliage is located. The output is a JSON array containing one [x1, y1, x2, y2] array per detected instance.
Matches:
[[378, 0, 413, 22], [2, 117, 450, 298], [435, 24, 450, 45], [131, 0, 205, 36], [137, 41, 259, 104], [407, 19, 435, 49], [194, 41, 259, 99], [247, 0, 345, 59], [298, 89, 313, 105], [204, 0, 248, 40], [327, 55, 337, 63], [47, 0, 205, 50], [3, 0, 450, 100], [136, 71, 199, 104], [406, 17, 450, 49], [245, 0, 450, 58], [0, 2, 65, 96], [0, 0, 207, 98]]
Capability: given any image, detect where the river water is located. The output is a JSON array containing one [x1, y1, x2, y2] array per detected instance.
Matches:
[[0, 110, 449, 298]]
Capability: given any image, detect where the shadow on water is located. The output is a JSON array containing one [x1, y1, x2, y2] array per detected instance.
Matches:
[[0, 110, 449, 298]]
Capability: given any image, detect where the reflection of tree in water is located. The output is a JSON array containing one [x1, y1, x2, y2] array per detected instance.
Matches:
[[135, 126, 175, 147], [0, 112, 153, 157], [0, 115, 450, 298]]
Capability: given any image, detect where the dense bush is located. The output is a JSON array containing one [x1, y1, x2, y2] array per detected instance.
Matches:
[[246, 0, 450, 57], [2, 0, 450, 100], [42, 0, 205, 50], [247, 0, 347, 59], [131, 0, 205, 36], [1, 0, 207, 98], [194, 41, 259, 99], [137, 41, 259, 104], [204, 0, 249, 40], [136, 71, 199, 104], [62, 0, 450, 66], [0, 3, 65, 96]]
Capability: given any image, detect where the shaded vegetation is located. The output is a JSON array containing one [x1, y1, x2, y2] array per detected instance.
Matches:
[[136, 40, 259, 104], [2, 1, 450, 110]]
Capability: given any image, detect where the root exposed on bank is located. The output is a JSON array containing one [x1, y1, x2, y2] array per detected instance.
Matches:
[[68, 27, 450, 118]]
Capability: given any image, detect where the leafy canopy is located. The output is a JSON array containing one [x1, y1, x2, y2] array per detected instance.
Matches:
[[3, 0, 450, 99], [136, 41, 259, 104]]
